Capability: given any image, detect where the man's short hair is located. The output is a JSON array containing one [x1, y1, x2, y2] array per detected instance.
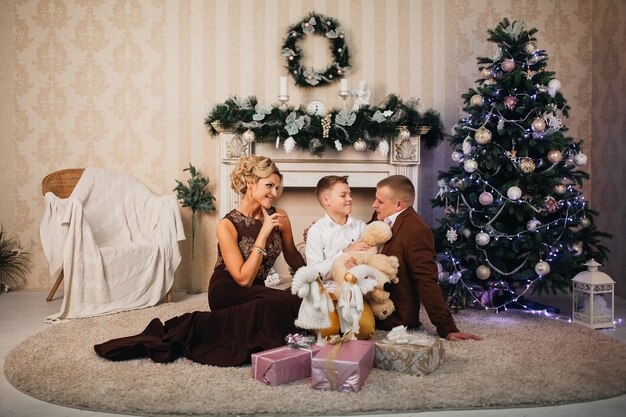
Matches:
[[315, 175, 349, 203], [376, 175, 415, 206]]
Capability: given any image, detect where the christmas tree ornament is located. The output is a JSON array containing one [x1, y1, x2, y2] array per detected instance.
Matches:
[[524, 42, 537, 54], [242, 129, 256, 143], [527, 219, 541, 231], [446, 228, 458, 243], [531, 117, 546, 133], [444, 206, 456, 217], [451, 151, 463, 162], [503, 95, 518, 109], [474, 127, 492, 144], [547, 149, 563, 163], [507, 186, 522, 200], [553, 183, 566, 194], [462, 228, 472, 238], [518, 157, 536, 174], [547, 79, 561, 97], [481, 67, 492, 79], [580, 217, 591, 228], [572, 241, 584, 256], [501, 58, 516, 73], [544, 196, 559, 213], [479, 191, 494, 206], [353, 139, 367, 152], [534, 261, 551, 276], [462, 138, 473, 154], [574, 152, 588, 166], [476, 265, 491, 280], [464, 159, 478, 172], [470, 94, 484, 106], [475, 232, 490, 246]]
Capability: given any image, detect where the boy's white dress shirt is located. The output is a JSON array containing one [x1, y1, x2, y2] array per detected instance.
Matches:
[[305, 214, 366, 293]]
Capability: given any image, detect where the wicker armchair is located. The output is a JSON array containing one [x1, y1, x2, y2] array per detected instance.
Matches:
[[41, 168, 172, 303]]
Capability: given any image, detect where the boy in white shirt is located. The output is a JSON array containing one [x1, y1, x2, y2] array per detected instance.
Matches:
[[305, 175, 375, 339]]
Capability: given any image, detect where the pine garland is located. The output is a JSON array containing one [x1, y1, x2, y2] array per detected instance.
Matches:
[[204, 95, 444, 156]]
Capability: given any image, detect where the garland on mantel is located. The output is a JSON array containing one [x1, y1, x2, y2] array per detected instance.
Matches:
[[204, 95, 445, 156]]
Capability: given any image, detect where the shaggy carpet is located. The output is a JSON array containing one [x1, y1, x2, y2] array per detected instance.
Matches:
[[5, 298, 626, 417]]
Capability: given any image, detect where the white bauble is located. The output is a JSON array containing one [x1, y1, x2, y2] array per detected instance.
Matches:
[[526, 219, 541, 231], [476, 265, 491, 280], [451, 151, 463, 162], [574, 153, 588, 166], [464, 159, 478, 173], [470, 94, 484, 106], [507, 186, 522, 200], [475, 232, 490, 246], [547, 79, 561, 96], [353, 139, 367, 152], [242, 129, 256, 143], [534, 261, 551, 276]]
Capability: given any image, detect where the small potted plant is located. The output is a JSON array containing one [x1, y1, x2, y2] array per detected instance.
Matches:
[[0, 227, 30, 294], [174, 164, 216, 294]]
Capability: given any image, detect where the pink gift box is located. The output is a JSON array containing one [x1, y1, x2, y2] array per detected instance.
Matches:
[[251, 345, 321, 386], [311, 340, 375, 393]]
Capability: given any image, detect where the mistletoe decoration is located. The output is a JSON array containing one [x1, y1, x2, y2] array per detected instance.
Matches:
[[282, 12, 350, 87], [205, 95, 445, 156]]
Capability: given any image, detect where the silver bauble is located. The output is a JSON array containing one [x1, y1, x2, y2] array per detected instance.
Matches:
[[353, 139, 367, 152], [451, 151, 463, 162], [527, 219, 541, 231], [476, 265, 491, 280], [464, 159, 478, 173], [507, 186, 522, 200], [574, 153, 588, 166], [534, 261, 551, 276], [470, 94, 484, 106], [475, 232, 490, 246], [242, 129, 256, 143]]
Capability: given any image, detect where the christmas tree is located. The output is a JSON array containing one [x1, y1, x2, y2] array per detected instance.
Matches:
[[431, 18, 610, 311]]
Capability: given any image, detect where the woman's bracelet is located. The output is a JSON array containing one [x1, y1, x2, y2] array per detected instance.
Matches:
[[253, 245, 267, 256]]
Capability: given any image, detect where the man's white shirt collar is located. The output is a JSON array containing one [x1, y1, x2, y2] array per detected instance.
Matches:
[[383, 208, 407, 229]]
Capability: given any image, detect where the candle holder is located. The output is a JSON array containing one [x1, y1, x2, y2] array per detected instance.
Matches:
[[338, 90, 350, 109], [277, 95, 289, 109]]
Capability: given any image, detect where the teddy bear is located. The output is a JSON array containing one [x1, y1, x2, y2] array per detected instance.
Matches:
[[291, 265, 335, 344], [331, 221, 399, 320]]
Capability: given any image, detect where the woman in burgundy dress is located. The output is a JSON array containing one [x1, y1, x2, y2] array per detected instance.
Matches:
[[95, 155, 305, 366]]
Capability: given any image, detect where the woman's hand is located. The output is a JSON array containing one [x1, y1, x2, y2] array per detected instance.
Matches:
[[260, 207, 285, 238]]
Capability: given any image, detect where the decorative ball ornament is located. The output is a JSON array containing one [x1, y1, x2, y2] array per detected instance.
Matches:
[[574, 152, 588, 166], [572, 241, 584, 256], [531, 117, 546, 133], [470, 94, 484, 106], [464, 159, 478, 173], [507, 186, 522, 200], [476, 265, 491, 280], [241, 129, 256, 143], [534, 261, 551, 276], [462, 228, 472, 239], [481, 67, 493, 79], [580, 217, 591, 228], [553, 183, 566, 195], [474, 127, 492, 145], [547, 79, 561, 97], [451, 151, 463, 162], [527, 219, 541, 231], [518, 157, 536, 174], [501, 58, 516, 73], [524, 42, 537, 54], [544, 196, 559, 213], [547, 149, 563, 163], [353, 139, 367, 152], [475, 232, 491, 246], [444, 206, 456, 217], [479, 191, 494, 206]]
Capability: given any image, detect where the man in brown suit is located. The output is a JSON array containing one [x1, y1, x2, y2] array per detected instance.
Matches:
[[371, 175, 480, 341]]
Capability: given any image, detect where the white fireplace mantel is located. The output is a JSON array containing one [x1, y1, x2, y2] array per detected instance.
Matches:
[[218, 132, 421, 217]]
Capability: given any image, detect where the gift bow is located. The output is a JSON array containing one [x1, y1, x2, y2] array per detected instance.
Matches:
[[285, 333, 316, 349], [325, 331, 354, 390], [383, 325, 432, 346]]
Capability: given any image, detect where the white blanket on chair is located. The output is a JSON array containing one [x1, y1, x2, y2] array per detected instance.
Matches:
[[40, 168, 185, 323]]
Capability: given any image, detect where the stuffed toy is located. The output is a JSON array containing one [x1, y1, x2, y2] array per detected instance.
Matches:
[[331, 221, 399, 320], [336, 264, 380, 338], [291, 265, 335, 344]]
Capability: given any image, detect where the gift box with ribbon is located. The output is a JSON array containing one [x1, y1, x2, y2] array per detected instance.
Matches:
[[251, 334, 321, 386], [310, 338, 375, 393], [373, 325, 445, 376]]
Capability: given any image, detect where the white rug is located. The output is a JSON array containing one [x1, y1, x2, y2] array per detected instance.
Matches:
[[5, 298, 626, 416]]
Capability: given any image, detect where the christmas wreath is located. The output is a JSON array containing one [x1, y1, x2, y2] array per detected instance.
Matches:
[[282, 12, 350, 87]]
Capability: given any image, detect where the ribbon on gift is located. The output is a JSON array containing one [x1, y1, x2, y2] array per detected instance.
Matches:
[[383, 325, 433, 346], [325, 331, 353, 390]]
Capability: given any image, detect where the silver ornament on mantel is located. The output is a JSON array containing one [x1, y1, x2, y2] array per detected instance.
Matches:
[[476, 265, 491, 280], [353, 139, 367, 152], [242, 129, 256, 143], [534, 261, 551, 276], [475, 232, 490, 246]]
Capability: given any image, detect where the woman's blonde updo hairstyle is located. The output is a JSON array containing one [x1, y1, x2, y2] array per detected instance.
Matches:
[[230, 155, 283, 197]]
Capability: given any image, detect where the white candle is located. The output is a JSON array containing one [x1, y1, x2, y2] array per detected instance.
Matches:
[[279, 76, 288, 96], [340, 78, 349, 92]]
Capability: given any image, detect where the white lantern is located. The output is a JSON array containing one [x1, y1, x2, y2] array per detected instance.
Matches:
[[571, 259, 615, 329]]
